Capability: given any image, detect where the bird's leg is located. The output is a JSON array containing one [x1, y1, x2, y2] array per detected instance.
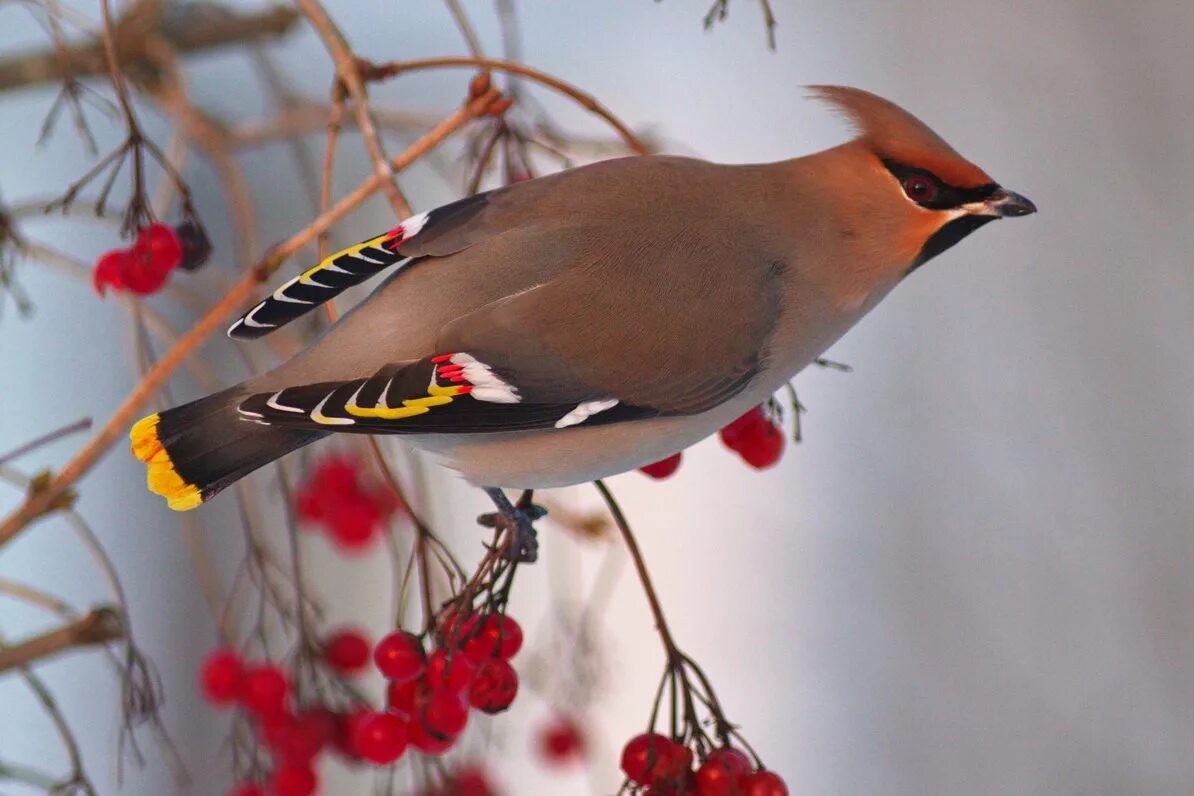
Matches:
[[479, 487, 546, 563], [515, 489, 547, 520]]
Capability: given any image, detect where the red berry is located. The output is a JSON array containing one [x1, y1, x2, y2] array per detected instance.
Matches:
[[537, 716, 586, 765], [444, 767, 497, 796], [323, 628, 372, 675], [621, 733, 690, 785], [469, 658, 518, 714], [133, 223, 183, 272], [352, 710, 409, 765], [425, 649, 477, 693], [122, 255, 172, 294], [719, 406, 766, 450], [199, 648, 243, 706], [267, 709, 336, 764], [92, 249, 130, 295], [269, 765, 317, 796], [123, 225, 180, 295], [462, 614, 523, 663], [332, 708, 369, 760], [435, 604, 475, 647], [736, 421, 784, 469], [410, 719, 455, 755], [228, 784, 265, 796], [695, 748, 752, 796], [327, 498, 381, 550], [640, 452, 682, 479], [740, 771, 788, 796], [422, 688, 469, 739], [296, 488, 326, 522], [310, 455, 360, 493], [374, 632, 426, 682], [240, 664, 289, 717], [386, 677, 420, 715]]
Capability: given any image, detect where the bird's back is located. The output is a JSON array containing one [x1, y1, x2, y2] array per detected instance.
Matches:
[[259, 155, 787, 392]]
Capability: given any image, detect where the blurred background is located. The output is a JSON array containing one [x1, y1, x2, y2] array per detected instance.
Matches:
[[1, 0, 1192, 794]]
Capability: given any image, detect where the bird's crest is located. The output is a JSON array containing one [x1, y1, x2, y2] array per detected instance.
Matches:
[[808, 85, 992, 188]]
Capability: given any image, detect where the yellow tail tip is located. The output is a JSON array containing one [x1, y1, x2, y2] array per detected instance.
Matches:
[[132, 414, 203, 511], [130, 414, 163, 462]]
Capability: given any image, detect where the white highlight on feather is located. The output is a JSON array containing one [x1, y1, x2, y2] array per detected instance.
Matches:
[[352, 251, 385, 265], [450, 353, 520, 403], [399, 211, 429, 241], [299, 272, 334, 288], [267, 391, 304, 414], [273, 279, 314, 304], [229, 303, 275, 334], [555, 399, 620, 429], [237, 407, 265, 419], [346, 381, 368, 412], [311, 392, 354, 426]]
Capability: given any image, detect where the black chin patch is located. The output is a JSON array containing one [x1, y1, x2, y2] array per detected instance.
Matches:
[[908, 215, 998, 274]]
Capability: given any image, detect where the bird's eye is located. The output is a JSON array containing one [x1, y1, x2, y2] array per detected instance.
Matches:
[[903, 175, 939, 203]]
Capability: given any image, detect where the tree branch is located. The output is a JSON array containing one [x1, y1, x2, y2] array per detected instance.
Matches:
[[0, 607, 123, 675], [0, 4, 300, 93]]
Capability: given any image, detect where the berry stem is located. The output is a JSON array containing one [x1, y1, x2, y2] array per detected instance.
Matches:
[[593, 480, 681, 659]]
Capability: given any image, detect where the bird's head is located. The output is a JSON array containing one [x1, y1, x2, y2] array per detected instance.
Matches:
[[807, 85, 1035, 278]]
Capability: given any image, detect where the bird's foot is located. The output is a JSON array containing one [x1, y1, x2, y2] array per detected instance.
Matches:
[[479, 488, 546, 563]]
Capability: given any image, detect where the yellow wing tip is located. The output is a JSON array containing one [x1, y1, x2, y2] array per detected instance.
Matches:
[[132, 413, 204, 511]]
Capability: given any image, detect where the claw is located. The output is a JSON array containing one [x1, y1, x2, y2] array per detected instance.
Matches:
[[481, 488, 545, 563]]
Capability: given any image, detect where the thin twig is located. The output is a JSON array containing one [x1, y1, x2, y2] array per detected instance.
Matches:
[[593, 480, 680, 656], [294, 0, 410, 216], [19, 666, 93, 792], [372, 56, 648, 154], [0, 419, 91, 468]]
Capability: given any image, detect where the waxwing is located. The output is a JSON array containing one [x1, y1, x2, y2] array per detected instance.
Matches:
[[131, 85, 1035, 557]]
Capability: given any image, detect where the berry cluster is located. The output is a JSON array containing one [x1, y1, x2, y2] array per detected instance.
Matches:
[[199, 618, 520, 795], [200, 649, 334, 795], [93, 221, 210, 295], [296, 455, 402, 552], [638, 405, 786, 480], [621, 735, 788, 796], [364, 612, 524, 764]]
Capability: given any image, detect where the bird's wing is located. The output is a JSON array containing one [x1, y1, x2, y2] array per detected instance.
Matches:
[[227, 155, 740, 341], [236, 354, 658, 433], [227, 192, 493, 339], [237, 241, 783, 435]]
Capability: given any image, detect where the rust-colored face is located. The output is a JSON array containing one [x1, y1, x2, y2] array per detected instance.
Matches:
[[810, 85, 1035, 272]]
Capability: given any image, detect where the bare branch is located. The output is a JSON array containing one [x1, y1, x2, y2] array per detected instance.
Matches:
[[0, 4, 300, 93], [0, 607, 124, 675]]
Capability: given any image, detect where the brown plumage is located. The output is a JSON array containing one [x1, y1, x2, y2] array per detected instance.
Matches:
[[131, 86, 1036, 517]]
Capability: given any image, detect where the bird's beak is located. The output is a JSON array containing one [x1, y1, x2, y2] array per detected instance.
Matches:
[[966, 188, 1037, 218]]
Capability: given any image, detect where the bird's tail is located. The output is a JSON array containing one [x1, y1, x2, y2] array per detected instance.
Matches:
[[130, 387, 324, 510]]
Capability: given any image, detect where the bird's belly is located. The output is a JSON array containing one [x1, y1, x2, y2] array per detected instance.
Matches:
[[408, 292, 876, 488], [406, 378, 790, 489]]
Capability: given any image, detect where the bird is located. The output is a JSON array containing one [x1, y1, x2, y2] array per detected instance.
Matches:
[[130, 85, 1035, 559]]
